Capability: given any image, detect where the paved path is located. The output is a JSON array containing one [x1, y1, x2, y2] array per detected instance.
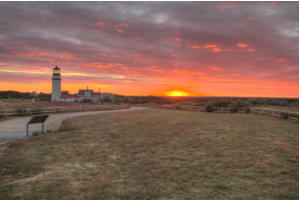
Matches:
[[0, 107, 146, 141]]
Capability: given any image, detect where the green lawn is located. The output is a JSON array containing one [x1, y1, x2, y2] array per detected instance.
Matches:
[[0, 108, 298, 200]]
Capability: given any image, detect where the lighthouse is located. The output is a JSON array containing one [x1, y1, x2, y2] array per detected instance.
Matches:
[[51, 66, 61, 101]]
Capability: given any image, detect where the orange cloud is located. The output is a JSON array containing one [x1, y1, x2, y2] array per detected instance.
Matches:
[[191, 45, 201, 48], [209, 65, 223, 71], [116, 28, 123, 33], [174, 38, 182, 41], [205, 44, 217, 48], [247, 48, 256, 52], [213, 48, 224, 52], [237, 43, 248, 47], [173, 70, 203, 76]]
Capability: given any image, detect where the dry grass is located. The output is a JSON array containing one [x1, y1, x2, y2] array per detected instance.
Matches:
[[254, 105, 299, 112], [0, 108, 298, 200]]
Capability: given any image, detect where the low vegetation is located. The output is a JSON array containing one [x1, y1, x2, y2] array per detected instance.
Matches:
[[115, 95, 298, 110], [0, 108, 298, 199], [0, 90, 50, 101]]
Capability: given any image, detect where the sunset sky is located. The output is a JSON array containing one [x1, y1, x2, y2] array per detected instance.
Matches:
[[0, 2, 298, 97]]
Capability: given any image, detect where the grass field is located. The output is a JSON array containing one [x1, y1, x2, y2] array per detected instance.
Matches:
[[0, 108, 298, 200]]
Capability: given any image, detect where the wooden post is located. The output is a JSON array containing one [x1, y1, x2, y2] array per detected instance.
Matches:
[[42, 122, 44, 133], [26, 124, 29, 136]]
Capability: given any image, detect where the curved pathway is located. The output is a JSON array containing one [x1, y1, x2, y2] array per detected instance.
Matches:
[[0, 107, 146, 141]]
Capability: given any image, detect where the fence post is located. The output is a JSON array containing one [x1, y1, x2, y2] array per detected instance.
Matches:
[[26, 123, 29, 136], [3, 104, 6, 117]]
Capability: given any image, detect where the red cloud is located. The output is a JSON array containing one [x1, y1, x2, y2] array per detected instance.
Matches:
[[247, 17, 255, 21], [277, 58, 287, 63], [209, 65, 223, 71], [95, 21, 103, 25], [213, 48, 224, 52]]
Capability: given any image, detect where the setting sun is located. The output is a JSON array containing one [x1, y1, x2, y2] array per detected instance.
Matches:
[[165, 90, 191, 96]]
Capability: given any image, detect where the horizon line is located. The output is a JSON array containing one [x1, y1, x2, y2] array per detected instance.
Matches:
[[0, 90, 298, 99]]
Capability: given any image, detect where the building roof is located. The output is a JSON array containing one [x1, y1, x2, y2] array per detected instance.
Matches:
[[53, 66, 60, 70]]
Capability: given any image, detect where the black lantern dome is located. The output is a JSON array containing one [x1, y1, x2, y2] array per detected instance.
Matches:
[[53, 66, 60, 75]]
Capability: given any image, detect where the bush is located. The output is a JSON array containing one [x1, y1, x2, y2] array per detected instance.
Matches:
[[0, 107, 4, 118], [115, 98, 124, 104], [230, 104, 239, 113], [81, 99, 92, 103], [244, 107, 251, 113], [15, 105, 26, 115], [212, 100, 231, 108], [205, 104, 214, 112], [280, 112, 289, 119], [101, 96, 113, 104]]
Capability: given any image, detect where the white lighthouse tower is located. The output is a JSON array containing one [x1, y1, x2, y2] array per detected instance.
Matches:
[[51, 66, 61, 102]]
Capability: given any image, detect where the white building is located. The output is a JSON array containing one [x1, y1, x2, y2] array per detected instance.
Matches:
[[51, 66, 105, 102]]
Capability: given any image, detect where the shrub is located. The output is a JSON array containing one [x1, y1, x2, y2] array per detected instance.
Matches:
[[213, 100, 231, 108], [81, 98, 92, 103], [205, 104, 214, 112], [115, 98, 124, 104], [244, 107, 251, 113], [280, 112, 289, 119], [0, 107, 4, 118], [230, 104, 239, 113], [101, 96, 113, 104]]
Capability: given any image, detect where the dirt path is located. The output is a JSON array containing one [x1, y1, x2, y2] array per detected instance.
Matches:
[[0, 107, 146, 141]]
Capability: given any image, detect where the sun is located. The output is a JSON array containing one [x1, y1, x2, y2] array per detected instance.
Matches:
[[165, 90, 191, 96]]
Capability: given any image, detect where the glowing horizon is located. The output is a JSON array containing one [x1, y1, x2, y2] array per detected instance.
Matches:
[[0, 2, 298, 98]]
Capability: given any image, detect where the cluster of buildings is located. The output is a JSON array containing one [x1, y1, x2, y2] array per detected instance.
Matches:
[[51, 66, 114, 102]]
